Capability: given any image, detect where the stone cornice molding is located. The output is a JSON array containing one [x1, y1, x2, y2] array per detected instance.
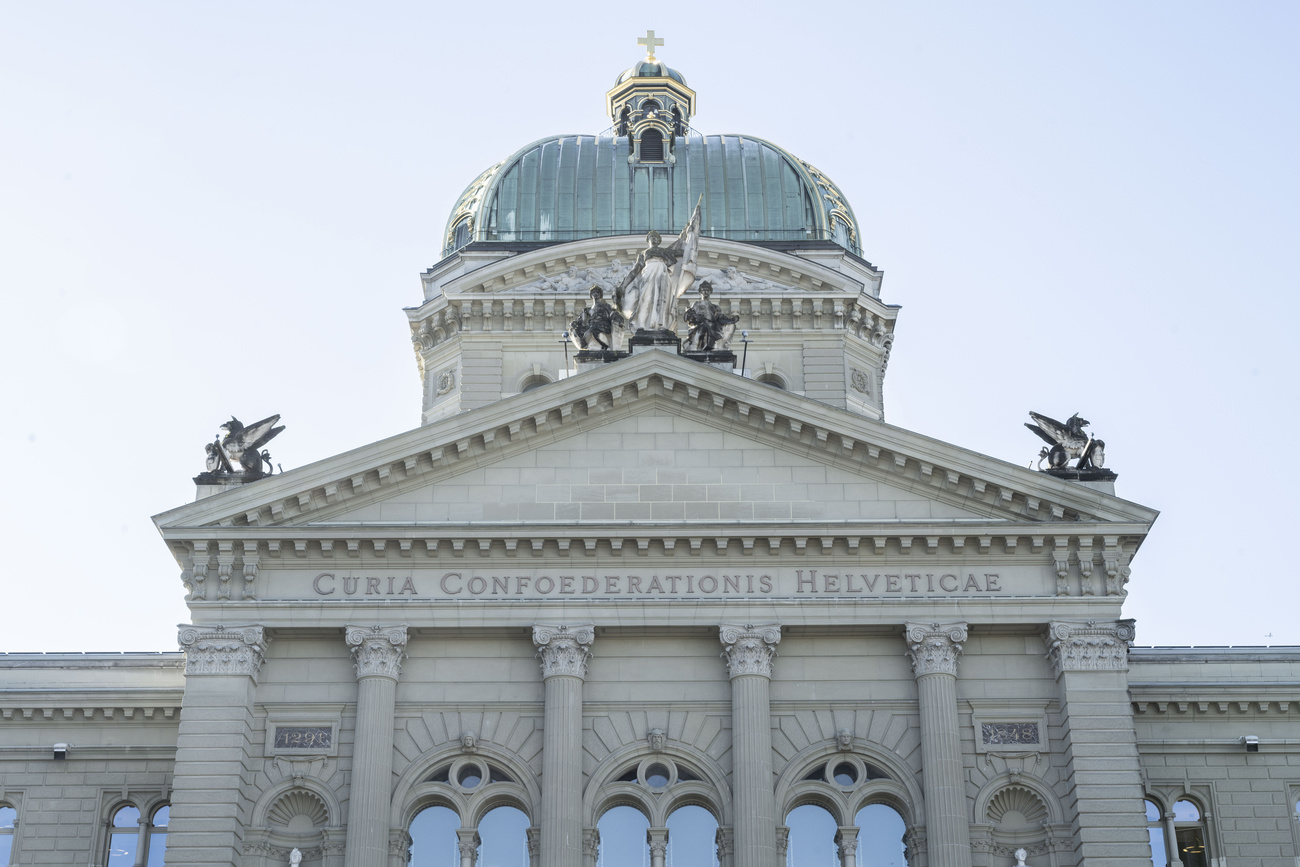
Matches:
[[345, 625, 409, 680], [177, 625, 268, 682], [1045, 619, 1135, 676], [719, 624, 782, 679], [904, 621, 968, 678], [532, 624, 594, 679], [155, 352, 1156, 535]]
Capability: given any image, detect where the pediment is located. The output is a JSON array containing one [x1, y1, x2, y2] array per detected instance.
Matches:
[[155, 350, 1158, 539]]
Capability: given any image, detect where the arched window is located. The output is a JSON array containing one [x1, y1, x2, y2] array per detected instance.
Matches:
[[597, 805, 649, 867], [1171, 800, 1208, 867], [409, 805, 458, 866], [476, 805, 529, 865], [755, 374, 786, 390], [667, 805, 719, 867], [855, 803, 907, 866], [145, 806, 168, 867], [520, 374, 552, 393], [785, 803, 837, 866], [1145, 800, 1168, 865], [451, 218, 473, 252], [639, 130, 665, 162], [106, 806, 141, 866], [0, 805, 16, 866]]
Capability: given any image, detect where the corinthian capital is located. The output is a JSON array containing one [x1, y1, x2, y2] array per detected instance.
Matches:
[[533, 624, 594, 679], [1045, 619, 1135, 676], [346, 625, 408, 680], [719, 624, 781, 679], [178, 625, 269, 682], [904, 621, 968, 678]]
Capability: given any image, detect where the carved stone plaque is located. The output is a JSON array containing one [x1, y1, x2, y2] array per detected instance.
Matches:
[[273, 725, 333, 751], [980, 722, 1040, 746]]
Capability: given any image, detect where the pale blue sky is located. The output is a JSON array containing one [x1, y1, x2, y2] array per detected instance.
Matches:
[[1, 2, 1297, 651]]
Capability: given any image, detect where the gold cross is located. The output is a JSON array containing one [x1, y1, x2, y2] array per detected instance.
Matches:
[[637, 30, 664, 60]]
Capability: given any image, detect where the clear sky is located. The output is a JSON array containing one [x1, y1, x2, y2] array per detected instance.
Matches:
[[1, 2, 1297, 653]]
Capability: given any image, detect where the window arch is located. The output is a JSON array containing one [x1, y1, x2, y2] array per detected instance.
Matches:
[[785, 803, 839, 865], [476, 805, 529, 865], [597, 804, 650, 867], [145, 806, 168, 867], [409, 804, 458, 866], [855, 803, 908, 866], [106, 805, 141, 866], [1145, 797, 1209, 867], [0, 804, 16, 866], [519, 374, 552, 393], [666, 805, 719, 867]]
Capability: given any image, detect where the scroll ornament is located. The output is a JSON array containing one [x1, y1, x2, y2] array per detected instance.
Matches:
[[178, 625, 269, 681], [904, 622, 968, 677], [533, 624, 595, 679], [1046, 620, 1135, 675], [345, 625, 409, 679], [719, 624, 781, 679]]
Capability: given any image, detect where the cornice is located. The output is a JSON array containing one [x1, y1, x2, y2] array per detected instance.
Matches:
[[0, 687, 184, 722], [155, 352, 1157, 538]]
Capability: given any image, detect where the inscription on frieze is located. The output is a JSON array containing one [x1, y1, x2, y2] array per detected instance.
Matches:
[[273, 726, 333, 750], [980, 723, 1040, 746]]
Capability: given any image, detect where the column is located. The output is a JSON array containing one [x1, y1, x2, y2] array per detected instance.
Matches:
[[1046, 619, 1152, 864], [647, 827, 669, 867], [719, 624, 781, 867], [166, 625, 269, 866], [456, 829, 481, 867], [904, 622, 971, 867], [533, 624, 594, 867], [715, 827, 734, 867], [581, 828, 600, 867], [344, 625, 409, 867], [835, 826, 859, 867]]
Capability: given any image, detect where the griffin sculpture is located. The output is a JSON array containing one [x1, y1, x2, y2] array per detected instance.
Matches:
[[1025, 411, 1105, 471], [202, 414, 284, 481]]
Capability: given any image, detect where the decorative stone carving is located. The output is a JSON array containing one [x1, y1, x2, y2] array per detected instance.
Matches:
[[647, 728, 666, 752], [456, 829, 481, 859], [850, 367, 871, 395], [647, 828, 669, 856], [774, 826, 790, 858], [581, 828, 600, 861], [289, 848, 302, 867], [904, 621, 968, 677], [714, 827, 733, 859], [981, 723, 1041, 746], [902, 826, 927, 864], [719, 624, 781, 679], [615, 205, 700, 333], [461, 732, 478, 753], [834, 827, 859, 859], [436, 369, 455, 395], [387, 829, 413, 858], [836, 729, 854, 751], [178, 625, 269, 681], [532, 624, 595, 679], [1046, 620, 1135, 675], [345, 625, 408, 680], [696, 265, 783, 293]]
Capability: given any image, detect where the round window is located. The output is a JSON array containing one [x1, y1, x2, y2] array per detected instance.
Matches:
[[833, 762, 858, 787], [457, 765, 483, 789], [644, 763, 671, 788]]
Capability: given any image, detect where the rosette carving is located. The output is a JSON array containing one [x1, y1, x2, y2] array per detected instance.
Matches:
[[345, 625, 409, 680], [719, 624, 781, 679], [178, 624, 268, 682], [1045, 619, 1135, 675], [533, 624, 594, 679], [904, 621, 968, 678]]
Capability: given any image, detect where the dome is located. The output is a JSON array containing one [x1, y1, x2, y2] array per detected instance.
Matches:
[[442, 133, 861, 258], [615, 60, 687, 85]]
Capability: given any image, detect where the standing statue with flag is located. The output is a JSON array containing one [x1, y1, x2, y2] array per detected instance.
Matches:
[[615, 199, 702, 334]]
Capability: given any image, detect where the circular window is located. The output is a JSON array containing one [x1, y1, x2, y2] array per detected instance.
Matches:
[[457, 764, 483, 789], [644, 763, 671, 788], [833, 762, 858, 786]]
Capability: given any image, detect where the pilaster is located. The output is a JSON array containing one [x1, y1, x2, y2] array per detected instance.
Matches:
[[344, 625, 408, 867], [1046, 619, 1150, 864], [167, 625, 269, 866], [534, 624, 593, 867], [720, 624, 780, 867], [904, 621, 971, 867], [647, 827, 669, 867]]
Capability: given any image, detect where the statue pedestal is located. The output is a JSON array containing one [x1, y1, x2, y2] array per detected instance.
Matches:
[[574, 349, 631, 365], [681, 349, 736, 372], [628, 329, 681, 353]]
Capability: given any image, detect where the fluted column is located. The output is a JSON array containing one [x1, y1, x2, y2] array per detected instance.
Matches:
[[1046, 619, 1151, 863], [904, 622, 971, 867], [344, 625, 408, 867], [534, 624, 594, 867], [835, 826, 859, 867], [167, 625, 269, 866], [647, 828, 669, 867], [720, 624, 781, 867]]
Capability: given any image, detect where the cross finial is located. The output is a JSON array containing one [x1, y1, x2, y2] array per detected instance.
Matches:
[[637, 30, 664, 61]]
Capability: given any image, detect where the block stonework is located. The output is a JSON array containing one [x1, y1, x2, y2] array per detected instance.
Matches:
[[5, 48, 1300, 867]]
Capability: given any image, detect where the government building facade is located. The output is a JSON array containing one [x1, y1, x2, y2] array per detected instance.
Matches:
[[2, 41, 1298, 867]]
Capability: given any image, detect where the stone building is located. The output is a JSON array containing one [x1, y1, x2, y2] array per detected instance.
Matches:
[[2, 41, 1299, 867]]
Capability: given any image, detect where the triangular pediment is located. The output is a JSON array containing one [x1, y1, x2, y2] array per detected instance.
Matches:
[[155, 350, 1158, 539]]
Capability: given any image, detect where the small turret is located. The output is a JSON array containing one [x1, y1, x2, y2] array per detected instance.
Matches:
[[606, 31, 696, 164]]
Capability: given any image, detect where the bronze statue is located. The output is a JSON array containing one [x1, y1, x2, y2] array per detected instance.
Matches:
[[569, 286, 624, 350], [683, 282, 739, 351], [198, 414, 284, 482]]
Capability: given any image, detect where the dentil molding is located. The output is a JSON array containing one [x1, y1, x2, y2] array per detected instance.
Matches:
[[719, 624, 782, 679], [904, 621, 968, 677], [178, 625, 269, 682], [532, 624, 595, 679], [345, 625, 409, 680], [1045, 619, 1135, 675]]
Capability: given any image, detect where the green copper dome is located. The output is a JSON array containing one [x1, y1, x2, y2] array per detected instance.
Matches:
[[442, 133, 861, 259], [614, 60, 687, 85]]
